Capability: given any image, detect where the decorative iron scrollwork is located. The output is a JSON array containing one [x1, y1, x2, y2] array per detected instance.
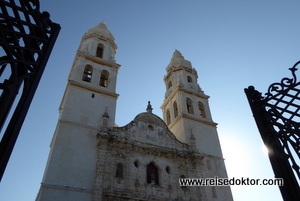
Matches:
[[0, 0, 60, 181], [0, 0, 57, 92], [264, 64, 300, 182], [245, 61, 300, 201], [265, 62, 300, 97]]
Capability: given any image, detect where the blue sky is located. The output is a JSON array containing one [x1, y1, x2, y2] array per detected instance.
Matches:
[[1, 1, 300, 200]]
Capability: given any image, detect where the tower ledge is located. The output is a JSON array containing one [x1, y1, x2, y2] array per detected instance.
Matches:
[[77, 50, 121, 69], [161, 86, 209, 109], [69, 80, 120, 99]]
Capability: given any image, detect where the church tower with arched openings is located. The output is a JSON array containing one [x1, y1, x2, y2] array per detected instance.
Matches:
[[36, 22, 120, 201], [161, 50, 232, 199]]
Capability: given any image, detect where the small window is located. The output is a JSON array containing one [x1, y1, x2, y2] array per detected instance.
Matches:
[[148, 125, 154, 131], [134, 160, 139, 168], [147, 162, 159, 185], [96, 43, 104, 58], [187, 76, 192, 83], [173, 101, 178, 118], [116, 163, 123, 178], [82, 65, 93, 82], [166, 109, 171, 125], [186, 98, 194, 114], [168, 81, 172, 89], [198, 101, 206, 117], [100, 70, 109, 87], [166, 166, 170, 174]]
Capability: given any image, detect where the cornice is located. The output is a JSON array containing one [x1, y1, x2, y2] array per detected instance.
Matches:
[[58, 119, 100, 131], [82, 32, 117, 50], [77, 50, 121, 70], [160, 87, 179, 109], [168, 113, 217, 129], [167, 113, 183, 129], [181, 113, 218, 127], [41, 183, 92, 194], [69, 80, 119, 99], [161, 87, 209, 109], [180, 88, 210, 99], [164, 66, 198, 81]]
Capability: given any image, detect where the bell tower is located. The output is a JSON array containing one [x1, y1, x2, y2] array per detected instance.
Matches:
[[161, 50, 233, 200], [161, 50, 222, 156], [62, 21, 120, 128], [36, 22, 120, 201]]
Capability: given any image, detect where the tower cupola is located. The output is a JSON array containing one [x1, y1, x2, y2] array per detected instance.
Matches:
[[163, 50, 203, 100], [166, 49, 192, 72], [87, 21, 115, 41], [79, 21, 117, 62]]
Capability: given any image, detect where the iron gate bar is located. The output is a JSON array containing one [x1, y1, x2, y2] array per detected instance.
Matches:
[[245, 62, 300, 201], [0, 0, 60, 181]]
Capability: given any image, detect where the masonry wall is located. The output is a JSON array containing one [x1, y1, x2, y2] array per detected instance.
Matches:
[[94, 135, 206, 201], [36, 122, 98, 201]]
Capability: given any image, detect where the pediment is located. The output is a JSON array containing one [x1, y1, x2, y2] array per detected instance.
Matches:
[[109, 112, 189, 151]]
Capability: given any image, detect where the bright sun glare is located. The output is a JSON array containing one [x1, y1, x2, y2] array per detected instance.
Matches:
[[262, 144, 269, 156], [220, 136, 252, 178]]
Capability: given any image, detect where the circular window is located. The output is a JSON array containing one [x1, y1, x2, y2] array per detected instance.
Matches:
[[147, 125, 154, 131]]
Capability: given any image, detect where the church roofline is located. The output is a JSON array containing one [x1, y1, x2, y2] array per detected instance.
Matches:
[[111, 111, 189, 148], [97, 131, 200, 159]]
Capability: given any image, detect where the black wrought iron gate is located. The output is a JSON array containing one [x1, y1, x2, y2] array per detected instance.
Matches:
[[0, 0, 60, 181], [245, 62, 300, 201]]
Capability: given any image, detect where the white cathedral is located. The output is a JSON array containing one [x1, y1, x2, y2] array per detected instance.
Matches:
[[36, 22, 233, 201]]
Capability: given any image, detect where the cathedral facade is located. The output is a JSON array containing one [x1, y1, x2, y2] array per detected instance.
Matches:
[[36, 22, 233, 201]]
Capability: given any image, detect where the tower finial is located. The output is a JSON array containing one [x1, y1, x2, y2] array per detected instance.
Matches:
[[98, 21, 108, 29], [172, 49, 184, 59], [166, 49, 192, 72], [102, 107, 109, 118], [146, 101, 153, 113]]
